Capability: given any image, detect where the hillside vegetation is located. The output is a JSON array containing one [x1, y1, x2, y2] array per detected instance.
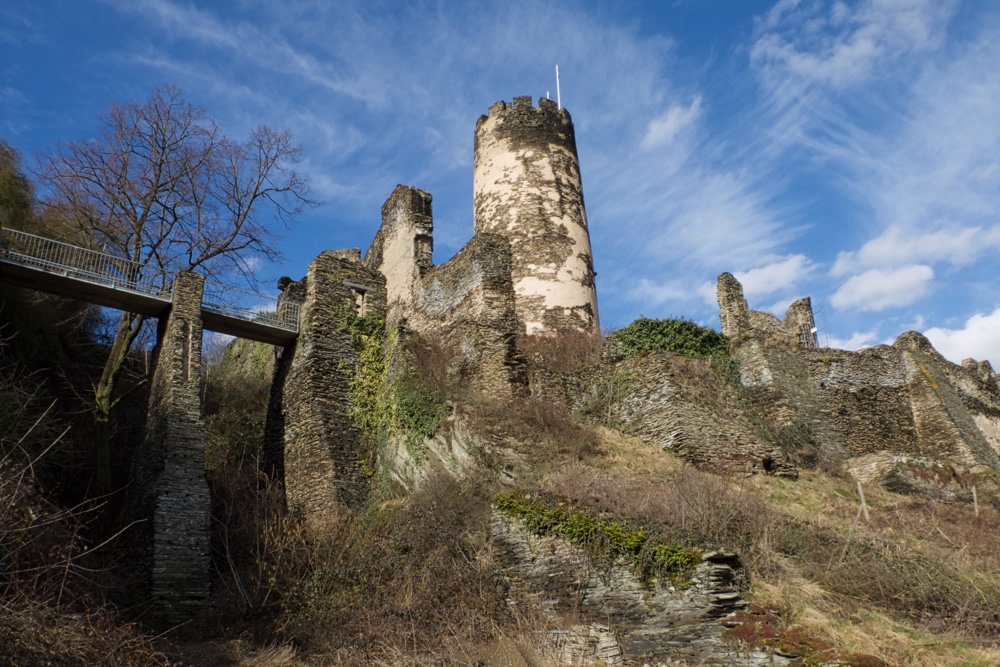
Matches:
[[1, 317, 999, 666]]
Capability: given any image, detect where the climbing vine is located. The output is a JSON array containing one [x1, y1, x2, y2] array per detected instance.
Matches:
[[494, 491, 701, 586], [336, 306, 447, 483]]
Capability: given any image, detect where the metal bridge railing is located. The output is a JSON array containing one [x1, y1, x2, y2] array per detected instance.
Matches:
[[0, 227, 172, 296], [202, 280, 300, 332]]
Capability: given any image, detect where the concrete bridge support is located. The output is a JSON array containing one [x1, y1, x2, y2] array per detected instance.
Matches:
[[126, 271, 211, 625]]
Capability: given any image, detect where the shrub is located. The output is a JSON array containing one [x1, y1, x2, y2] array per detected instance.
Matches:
[[611, 316, 729, 360]]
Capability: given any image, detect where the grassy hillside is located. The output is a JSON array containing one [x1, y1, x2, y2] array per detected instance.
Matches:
[[2, 319, 999, 666]]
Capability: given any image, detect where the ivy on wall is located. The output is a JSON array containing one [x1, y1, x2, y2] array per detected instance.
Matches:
[[494, 491, 701, 586], [611, 317, 741, 389], [336, 306, 448, 486]]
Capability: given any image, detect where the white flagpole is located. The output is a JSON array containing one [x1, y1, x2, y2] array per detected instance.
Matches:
[[556, 65, 561, 110]]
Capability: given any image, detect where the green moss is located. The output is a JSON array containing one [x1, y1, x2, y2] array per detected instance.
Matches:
[[494, 492, 700, 585]]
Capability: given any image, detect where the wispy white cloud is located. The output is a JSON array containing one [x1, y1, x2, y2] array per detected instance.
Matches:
[[735, 254, 815, 298], [831, 265, 933, 311], [752, 0, 955, 91], [641, 96, 702, 150], [832, 226, 1000, 276], [925, 308, 1000, 367]]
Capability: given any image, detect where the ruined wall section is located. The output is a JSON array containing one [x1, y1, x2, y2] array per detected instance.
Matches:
[[364, 186, 522, 397], [718, 273, 816, 348], [473, 97, 599, 336], [718, 274, 1000, 475], [125, 271, 210, 626], [266, 250, 387, 522], [364, 185, 433, 329], [614, 352, 796, 477]]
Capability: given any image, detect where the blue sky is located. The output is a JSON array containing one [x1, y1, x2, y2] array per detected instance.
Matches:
[[2, 0, 999, 367]]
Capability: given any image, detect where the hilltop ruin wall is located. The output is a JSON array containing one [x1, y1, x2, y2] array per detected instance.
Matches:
[[717, 273, 1000, 475], [265, 250, 387, 521], [364, 185, 522, 397]]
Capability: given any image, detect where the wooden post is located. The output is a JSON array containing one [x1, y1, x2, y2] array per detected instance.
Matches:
[[856, 480, 870, 523]]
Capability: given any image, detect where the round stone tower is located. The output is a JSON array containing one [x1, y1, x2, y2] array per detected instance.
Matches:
[[473, 96, 599, 336]]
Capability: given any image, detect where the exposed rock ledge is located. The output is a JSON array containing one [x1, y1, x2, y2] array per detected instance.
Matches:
[[490, 510, 792, 666]]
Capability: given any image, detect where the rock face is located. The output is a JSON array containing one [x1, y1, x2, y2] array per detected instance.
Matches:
[[717, 273, 1000, 495], [126, 271, 210, 625], [491, 510, 789, 666]]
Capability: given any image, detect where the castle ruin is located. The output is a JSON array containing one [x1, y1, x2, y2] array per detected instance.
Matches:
[[265, 96, 601, 522], [718, 272, 1000, 497]]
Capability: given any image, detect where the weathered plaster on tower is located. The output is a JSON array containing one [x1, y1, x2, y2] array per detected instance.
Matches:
[[473, 96, 599, 336], [126, 271, 210, 625]]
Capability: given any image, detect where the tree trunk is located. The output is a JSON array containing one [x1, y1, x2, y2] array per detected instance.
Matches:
[[92, 310, 145, 500]]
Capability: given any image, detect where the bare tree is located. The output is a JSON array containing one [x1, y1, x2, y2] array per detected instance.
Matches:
[[36, 85, 314, 497], [0, 138, 34, 230]]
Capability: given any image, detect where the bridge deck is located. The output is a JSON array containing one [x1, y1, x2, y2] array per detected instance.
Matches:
[[0, 229, 299, 346]]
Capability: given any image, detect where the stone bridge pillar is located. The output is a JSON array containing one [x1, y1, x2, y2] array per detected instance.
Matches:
[[127, 270, 210, 625]]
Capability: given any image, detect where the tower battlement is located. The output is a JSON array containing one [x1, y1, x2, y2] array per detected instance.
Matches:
[[477, 96, 570, 130]]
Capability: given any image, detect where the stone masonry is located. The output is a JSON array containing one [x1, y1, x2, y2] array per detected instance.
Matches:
[[125, 271, 210, 626], [474, 97, 599, 336], [614, 352, 797, 477], [492, 510, 789, 666], [265, 250, 387, 522], [364, 186, 522, 397], [362, 97, 602, 396], [717, 273, 1000, 486]]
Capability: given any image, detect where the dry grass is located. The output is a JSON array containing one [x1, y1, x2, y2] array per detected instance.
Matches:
[[0, 458, 165, 667], [533, 425, 1000, 666], [519, 329, 602, 375], [226, 475, 524, 666]]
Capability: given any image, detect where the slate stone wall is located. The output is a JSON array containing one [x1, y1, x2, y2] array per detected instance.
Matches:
[[492, 511, 789, 666], [265, 251, 387, 522], [717, 274, 1000, 477], [613, 353, 796, 477], [365, 185, 523, 398], [126, 271, 210, 626]]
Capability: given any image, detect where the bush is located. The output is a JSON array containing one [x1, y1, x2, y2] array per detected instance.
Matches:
[[272, 477, 512, 664], [0, 363, 163, 666], [611, 316, 729, 360]]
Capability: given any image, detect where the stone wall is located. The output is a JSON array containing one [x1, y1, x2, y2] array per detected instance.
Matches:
[[613, 353, 796, 477], [265, 250, 387, 523], [125, 271, 210, 626], [491, 510, 788, 666], [717, 274, 1000, 484], [473, 97, 599, 336], [364, 185, 522, 397]]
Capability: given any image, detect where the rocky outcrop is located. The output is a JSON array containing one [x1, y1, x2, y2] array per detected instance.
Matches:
[[491, 510, 790, 666]]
